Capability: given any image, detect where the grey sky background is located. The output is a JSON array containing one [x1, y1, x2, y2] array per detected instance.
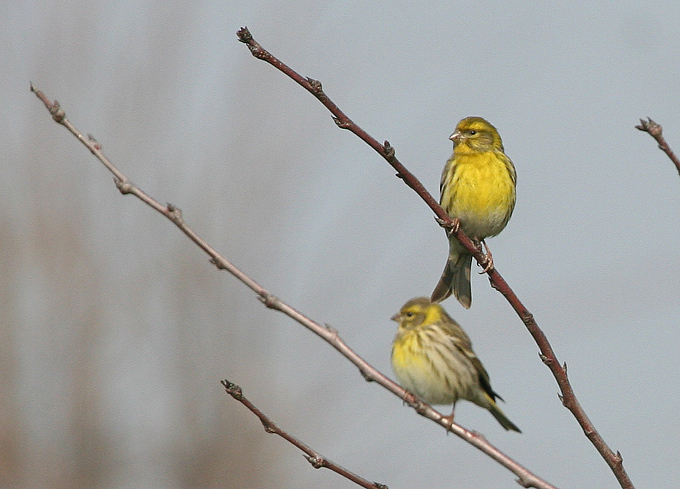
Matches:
[[3, 1, 680, 488]]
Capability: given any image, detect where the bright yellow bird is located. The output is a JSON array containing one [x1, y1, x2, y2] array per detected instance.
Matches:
[[431, 117, 516, 307], [391, 297, 520, 432]]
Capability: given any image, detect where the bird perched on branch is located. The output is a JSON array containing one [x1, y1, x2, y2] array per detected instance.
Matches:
[[391, 297, 520, 432], [431, 117, 516, 307]]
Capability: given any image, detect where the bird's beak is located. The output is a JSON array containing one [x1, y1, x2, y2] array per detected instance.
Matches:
[[390, 313, 400, 322], [449, 130, 461, 143]]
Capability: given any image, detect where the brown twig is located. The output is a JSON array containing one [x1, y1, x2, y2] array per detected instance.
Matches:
[[235, 27, 634, 489], [221, 380, 386, 489], [32, 83, 557, 489], [636, 117, 680, 176]]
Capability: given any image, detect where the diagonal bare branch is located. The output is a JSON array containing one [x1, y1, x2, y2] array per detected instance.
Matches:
[[222, 380, 387, 489], [32, 82, 557, 489], [234, 28, 634, 489]]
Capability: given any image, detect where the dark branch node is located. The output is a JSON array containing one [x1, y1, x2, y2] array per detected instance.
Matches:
[[87, 134, 102, 150], [307, 77, 322, 93], [115, 178, 133, 194], [306, 455, 328, 469], [167, 204, 184, 223], [400, 390, 427, 415], [49, 101, 65, 122], [324, 323, 338, 336], [259, 292, 280, 309], [383, 141, 395, 159], [333, 117, 352, 129], [310, 456, 328, 469]]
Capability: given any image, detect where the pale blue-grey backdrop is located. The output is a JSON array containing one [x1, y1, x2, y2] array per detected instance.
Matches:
[[3, 2, 680, 488]]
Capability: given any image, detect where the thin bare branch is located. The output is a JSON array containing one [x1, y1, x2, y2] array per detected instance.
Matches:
[[636, 117, 680, 176], [32, 83, 557, 489], [234, 28, 634, 489], [222, 380, 387, 489]]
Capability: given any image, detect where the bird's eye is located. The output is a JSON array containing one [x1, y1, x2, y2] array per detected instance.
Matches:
[[469, 130, 476, 135], [405, 311, 414, 317]]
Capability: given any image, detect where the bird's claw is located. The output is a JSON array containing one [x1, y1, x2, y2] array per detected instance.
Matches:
[[478, 240, 494, 274]]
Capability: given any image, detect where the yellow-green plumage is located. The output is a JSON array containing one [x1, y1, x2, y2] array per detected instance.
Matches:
[[391, 297, 520, 432], [431, 117, 516, 307]]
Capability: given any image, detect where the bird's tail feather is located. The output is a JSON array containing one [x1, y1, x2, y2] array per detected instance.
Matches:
[[488, 401, 521, 432], [431, 253, 472, 308]]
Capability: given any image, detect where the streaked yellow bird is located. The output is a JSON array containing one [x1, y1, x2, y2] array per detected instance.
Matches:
[[431, 117, 516, 307], [391, 297, 520, 432]]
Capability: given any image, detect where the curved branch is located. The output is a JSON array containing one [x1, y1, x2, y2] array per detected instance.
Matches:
[[235, 28, 634, 489], [32, 83, 557, 489], [222, 380, 386, 489]]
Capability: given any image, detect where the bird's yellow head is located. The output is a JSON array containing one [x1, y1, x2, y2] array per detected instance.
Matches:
[[391, 297, 446, 332], [450, 116, 503, 153]]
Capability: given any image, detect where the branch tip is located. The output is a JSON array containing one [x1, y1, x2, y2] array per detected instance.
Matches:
[[222, 380, 243, 399], [636, 116, 662, 136], [236, 26, 252, 43]]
